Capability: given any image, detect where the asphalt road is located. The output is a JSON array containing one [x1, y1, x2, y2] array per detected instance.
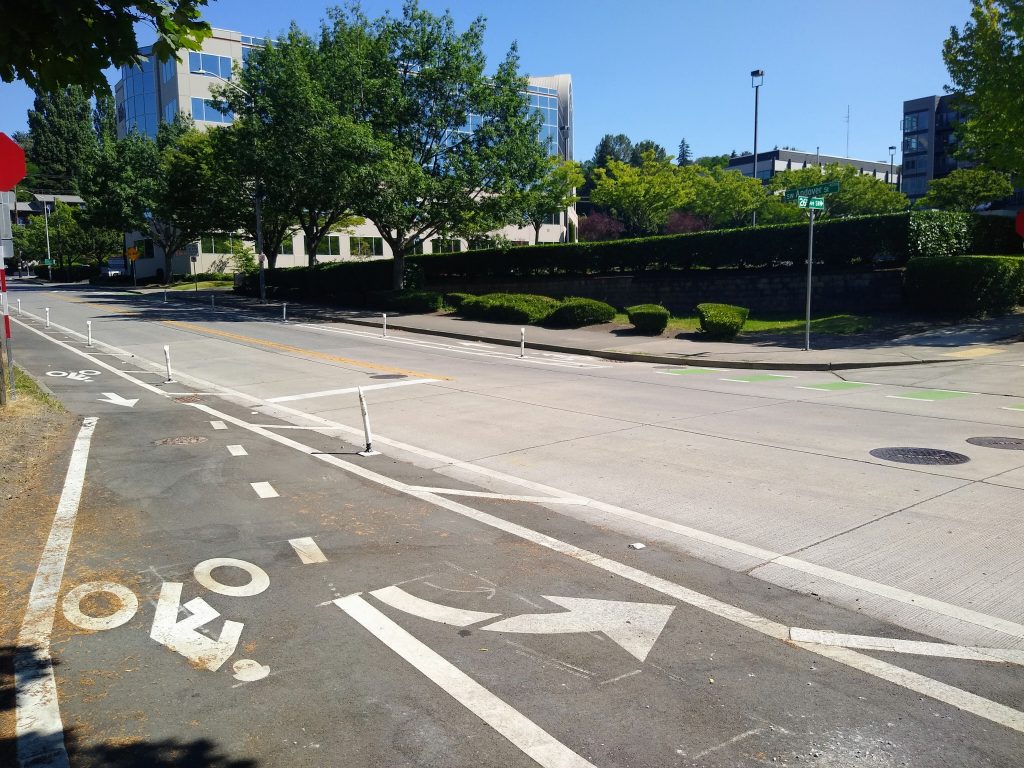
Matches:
[[6, 282, 1024, 767]]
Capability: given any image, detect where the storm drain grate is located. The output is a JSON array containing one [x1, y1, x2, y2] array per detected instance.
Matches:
[[869, 447, 970, 465], [966, 436, 1024, 451], [153, 436, 209, 446], [174, 394, 205, 403]]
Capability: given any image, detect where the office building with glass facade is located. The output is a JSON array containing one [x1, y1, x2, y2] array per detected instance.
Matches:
[[899, 95, 963, 202], [114, 28, 574, 276]]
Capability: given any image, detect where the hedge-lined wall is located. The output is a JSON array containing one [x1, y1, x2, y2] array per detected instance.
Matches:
[[237, 211, 1021, 304]]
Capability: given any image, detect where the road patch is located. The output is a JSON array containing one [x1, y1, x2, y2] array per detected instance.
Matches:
[[887, 389, 977, 401]]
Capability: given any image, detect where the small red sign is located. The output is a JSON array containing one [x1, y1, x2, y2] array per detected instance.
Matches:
[[1016, 209, 1024, 239], [0, 132, 27, 191]]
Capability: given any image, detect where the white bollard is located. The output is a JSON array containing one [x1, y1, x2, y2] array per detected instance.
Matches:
[[382, 313, 387, 338], [519, 327, 526, 358], [211, 294, 215, 309], [163, 344, 174, 383], [357, 387, 379, 456], [45, 307, 50, 328], [282, 302, 288, 322], [17, 298, 21, 315], [87, 321, 92, 347], [163, 290, 167, 302]]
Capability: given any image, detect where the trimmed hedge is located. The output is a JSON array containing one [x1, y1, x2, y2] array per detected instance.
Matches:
[[443, 292, 475, 311], [696, 302, 749, 340], [905, 255, 1024, 316], [544, 297, 616, 328], [370, 290, 446, 313], [626, 304, 670, 334], [459, 293, 560, 324]]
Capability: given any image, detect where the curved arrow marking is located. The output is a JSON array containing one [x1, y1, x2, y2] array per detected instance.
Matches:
[[481, 596, 675, 662], [371, 586, 500, 627]]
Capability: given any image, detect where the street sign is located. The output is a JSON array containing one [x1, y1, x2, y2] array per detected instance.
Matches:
[[1016, 209, 1024, 239], [797, 196, 809, 208], [0, 133, 27, 191], [808, 197, 825, 210], [43, 258, 55, 266], [126, 247, 139, 262], [784, 180, 840, 202]]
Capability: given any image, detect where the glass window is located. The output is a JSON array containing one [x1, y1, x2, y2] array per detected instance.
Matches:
[[316, 236, 340, 256], [350, 236, 384, 256], [191, 97, 205, 121], [188, 52, 201, 73], [434, 238, 461, 253], [220, 56, 233, 79], [201, 53, 218, 76]]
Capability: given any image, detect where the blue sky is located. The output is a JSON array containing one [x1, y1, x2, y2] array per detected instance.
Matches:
[[0, 0, 970, 164]]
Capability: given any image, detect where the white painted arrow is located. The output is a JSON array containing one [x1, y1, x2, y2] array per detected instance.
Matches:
[[97, 392, 138, 407], [481, 596, 675, 662], [149, 582, 243, 671]]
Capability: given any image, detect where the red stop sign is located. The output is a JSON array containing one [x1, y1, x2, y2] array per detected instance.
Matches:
[[0, 132, 27, 191], [1016, 209, 1024, 240]]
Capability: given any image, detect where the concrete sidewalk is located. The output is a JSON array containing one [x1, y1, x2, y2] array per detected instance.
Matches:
[[46, 278, 1024, 371]]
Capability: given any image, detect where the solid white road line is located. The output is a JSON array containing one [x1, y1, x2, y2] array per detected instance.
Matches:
[[790, 627, 1024, 665], [334, 593, 596, 768], [250, 481, 279, 499], [16, 417, 97, 768], [288, 537, 328, 564], [210, 420, 227, 430], [370, 585, 500, 626], [187, 402, 1024, 734], [266, 378, 442, 403], [227, 445, 248, 456], [404, 486, 588, 504], [18, 315, 1024, 645]]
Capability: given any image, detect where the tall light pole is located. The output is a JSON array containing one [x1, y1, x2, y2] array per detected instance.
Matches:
[[559, 124, 573, 242], [888, 145, 897, 188], [198, 70, 265, 303], [750, 69, 764, 227], [42, 197, 52, 281]]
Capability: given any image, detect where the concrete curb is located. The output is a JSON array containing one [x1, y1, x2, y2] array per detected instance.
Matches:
[[163, 291, 961, 372]]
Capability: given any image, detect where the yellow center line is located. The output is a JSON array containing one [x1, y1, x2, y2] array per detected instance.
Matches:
[[161, 319, 452, 380]]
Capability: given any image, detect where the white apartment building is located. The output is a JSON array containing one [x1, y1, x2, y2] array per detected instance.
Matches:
[[114, 28, 575, 279]]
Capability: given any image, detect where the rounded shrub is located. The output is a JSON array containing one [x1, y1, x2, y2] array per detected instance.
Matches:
[[696, 302, 749, 340], [443, 292, 475, 311], [626, 303, 670, 334], [905, 255, 1024, 316], [458, 293, 560, 324], [544, 297, 616, 328]]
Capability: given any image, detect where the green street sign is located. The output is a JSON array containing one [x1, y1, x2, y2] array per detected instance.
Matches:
[[797, 196, 809, 208], [808, 197, 825, 210], [43, 258, 55, 265], [784, 180, 840, 202]]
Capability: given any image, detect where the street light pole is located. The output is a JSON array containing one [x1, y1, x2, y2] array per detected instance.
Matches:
[[750, 69, 764, 227], [888, 145, 896, 188], [559, 124, 572, 243]]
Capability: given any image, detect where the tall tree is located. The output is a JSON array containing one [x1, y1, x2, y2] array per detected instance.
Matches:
[[591, 151, 693, 236], [677, 138, 692, 166], [694, 154, 730, 170], [518, 158, 585, 244], [591, 134, 633, 167], [224, 24, 372, 267], [325, 1, 547, 288], [93, 84, 119, 153], [629, 139, 667, 166], [0, 1, 210, 96], [943, 0, 1024, 176], [26, 86, 95, 192], [917, 168, 1014, 211], [684, 166, 766, 229]]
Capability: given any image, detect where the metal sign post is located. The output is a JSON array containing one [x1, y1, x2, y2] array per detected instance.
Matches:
[[789, 185, 839, 352], [805, 207, 815, 351]]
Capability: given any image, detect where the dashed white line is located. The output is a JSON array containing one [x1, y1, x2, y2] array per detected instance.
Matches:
[[16, 417, 97, 768], [227, 445, 248, 456], [250, 481, 279, 499], [288, 537, 328, 564], [210, 420, 228, 430]]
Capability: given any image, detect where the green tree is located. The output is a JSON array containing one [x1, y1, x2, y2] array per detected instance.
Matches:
[[684, 166, 766, 229], [943, 1, 1024, 176], [84, 130, 160, 244], [0, 1, 210, 96], [694, 154, 730, 170], [26, 86, 95, 192], [766, 164, 908, 219], [518, 158, 585, 244], [677, 138, 692, 166], [629, 139, 667, 166], [326, 1, 547, 288], [224, 24, 372, 268], [917, 168, 1014, 210], [12, 200, 80, 276], [591, 151, 693, 236], [591, 134, 633, 167]]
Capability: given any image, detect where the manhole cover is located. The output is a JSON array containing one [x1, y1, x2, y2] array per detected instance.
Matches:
[[174, 394, 205, 403], [153, 436, 209, 446], [966, 436, 1024, 451], [869, 447, 970, 465]]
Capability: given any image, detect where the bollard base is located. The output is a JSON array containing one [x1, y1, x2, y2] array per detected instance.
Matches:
[[358, 449, 381, 457]]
